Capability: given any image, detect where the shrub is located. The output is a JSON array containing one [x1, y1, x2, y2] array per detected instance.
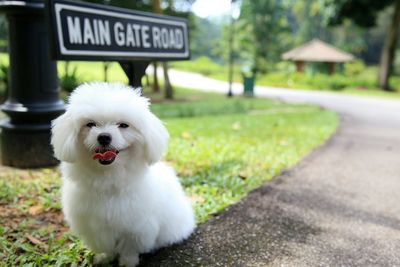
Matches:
[[275, 61, 296, 74], [344, 60, 366, 76], [60, 64, 79, 93], [327, 75, 348, 91], [0, 62, 8, 87], [258, 71, 377, 91], [0, 62, 8, 98]]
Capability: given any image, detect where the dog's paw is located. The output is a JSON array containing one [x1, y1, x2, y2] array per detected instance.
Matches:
[[94, 253, 114, 265], [119, 254, 139, 267]]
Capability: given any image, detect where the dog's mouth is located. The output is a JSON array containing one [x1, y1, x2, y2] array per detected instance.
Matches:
[[92, 147, 119, 165]]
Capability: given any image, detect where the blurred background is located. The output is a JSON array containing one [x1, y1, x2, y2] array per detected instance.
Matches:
[[0, 0, 398, 99]]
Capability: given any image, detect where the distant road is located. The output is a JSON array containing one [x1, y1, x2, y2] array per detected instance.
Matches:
[[164, 69, 400, 125]]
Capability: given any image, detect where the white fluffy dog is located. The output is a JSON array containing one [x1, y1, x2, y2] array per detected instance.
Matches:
[[51, 82, 195, 267]]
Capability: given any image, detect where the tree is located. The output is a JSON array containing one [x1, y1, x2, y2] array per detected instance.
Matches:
[[103, 62, 111, 82], [326, 0, 400, 90], [153, 0, 175, 99], [379, 1, 400, 90], [152, 0, 161, 93], [85, 0, 153, 11], [190, 16, 223, 61], [152, 62, 160, 93], [239, 0, 291, 74], [289, 1, 330, 45]]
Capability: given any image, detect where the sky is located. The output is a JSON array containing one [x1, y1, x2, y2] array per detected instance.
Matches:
[[191, 0, 232, 18]]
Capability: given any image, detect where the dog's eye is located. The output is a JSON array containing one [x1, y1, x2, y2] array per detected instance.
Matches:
[[86, 122, 96, 128], [118, 123, 129, 128]]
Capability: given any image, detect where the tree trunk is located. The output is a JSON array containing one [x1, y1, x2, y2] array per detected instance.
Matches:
[[152, 0, 173, 99], [152, 0, 161, 93], [378, 0, 400, 91], [295, 61, 305, 73], [152, 62, 160, 93], [167, 0, 173, 12], [163, 62, 173, 99], [152, 0, 161, 14], [162, 0, 174, 99], [103, 62, 110, 82]]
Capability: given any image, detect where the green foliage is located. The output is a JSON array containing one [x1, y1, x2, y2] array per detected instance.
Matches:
[[322, 0, 400, 93], [0, 16, 7, 50], [255, 72, 375, 91], [0, 61, 9, 99], [84, 0, 195, 18], [190, 16, 223, 61], [240, 0, 291, 72], [274, 61, 296, 74], [0, 61, 8, 89], [291, 1, 329, 45], [201, 0, 395, 74], [60, 63, 80, 93], [324, 0, 394, 27], [0, 89, 338, 265], [344, 60, 367, 76]]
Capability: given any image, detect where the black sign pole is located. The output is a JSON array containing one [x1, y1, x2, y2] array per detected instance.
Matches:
[[0, 0, 65, 168], [119, 61, 150, 88]]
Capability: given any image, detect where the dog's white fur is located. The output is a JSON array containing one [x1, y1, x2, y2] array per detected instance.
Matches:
[[51, 82, 195, 267]]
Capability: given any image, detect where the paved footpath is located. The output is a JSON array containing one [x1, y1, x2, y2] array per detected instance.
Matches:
[[140, 70, 400, 266]]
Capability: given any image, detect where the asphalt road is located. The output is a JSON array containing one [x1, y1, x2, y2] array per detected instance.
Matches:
[[140, 70, 400, 266]]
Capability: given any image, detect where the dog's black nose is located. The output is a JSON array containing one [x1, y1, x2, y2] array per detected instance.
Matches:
[[98, 133, 112, 146]]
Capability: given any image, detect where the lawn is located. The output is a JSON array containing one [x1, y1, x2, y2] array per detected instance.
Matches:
[[0, 88, 337, 266], [0, 52, 128, 83], [58, 61, 128, 83]]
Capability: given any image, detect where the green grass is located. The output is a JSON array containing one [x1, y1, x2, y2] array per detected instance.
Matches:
[[339, 87, 400, 99], [0, 169, 93, 266], [0, 52, 128, 84], [0, 88, 337, 266], [58, 61, 128, 83], [170, 56, 226, 77]]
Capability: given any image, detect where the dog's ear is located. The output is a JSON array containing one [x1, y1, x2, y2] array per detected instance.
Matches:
[[51, 111, 79, 163], [143, 112, 169, 165]]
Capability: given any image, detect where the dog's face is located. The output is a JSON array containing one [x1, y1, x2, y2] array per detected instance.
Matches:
[[51, 82, 169, 167], [80, 119, 140, 165]]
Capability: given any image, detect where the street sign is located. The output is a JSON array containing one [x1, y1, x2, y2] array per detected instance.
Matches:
[[47, 0, 190, 61]]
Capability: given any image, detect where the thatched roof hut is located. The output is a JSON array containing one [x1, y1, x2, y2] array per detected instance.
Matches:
[[282, 39, 354, 74]]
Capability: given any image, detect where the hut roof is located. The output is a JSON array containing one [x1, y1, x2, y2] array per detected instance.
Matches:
[[282, 39, 354, 63]]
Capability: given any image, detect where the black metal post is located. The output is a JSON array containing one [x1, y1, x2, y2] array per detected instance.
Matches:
[[0, 0, 65, 168], [119, 61, 150, 89]]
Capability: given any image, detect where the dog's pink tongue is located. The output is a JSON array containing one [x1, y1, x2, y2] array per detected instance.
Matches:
[[93, 151, 117, 160]]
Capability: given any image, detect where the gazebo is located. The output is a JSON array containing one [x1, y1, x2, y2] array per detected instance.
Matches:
[[282, 39, 354, 75]]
